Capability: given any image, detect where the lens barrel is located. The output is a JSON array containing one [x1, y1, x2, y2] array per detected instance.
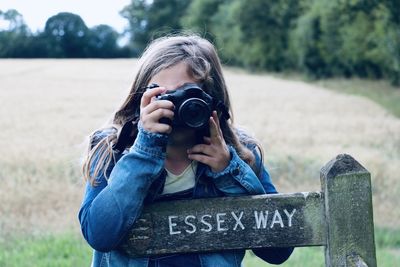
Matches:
[[178, 98, 211, 128]]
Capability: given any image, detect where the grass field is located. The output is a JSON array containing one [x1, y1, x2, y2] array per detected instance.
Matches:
[[0, 228, 399, 266], [315, 78, 400, 119], [271, 71, 400, 119], [0, 59, 399, 266]]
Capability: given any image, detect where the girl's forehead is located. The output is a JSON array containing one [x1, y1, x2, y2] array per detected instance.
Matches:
[[149, 62, 196, 90]]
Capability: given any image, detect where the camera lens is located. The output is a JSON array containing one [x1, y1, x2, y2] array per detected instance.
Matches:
[[179, 98, 211, 128]]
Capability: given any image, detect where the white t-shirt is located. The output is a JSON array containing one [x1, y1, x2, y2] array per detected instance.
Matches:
[[162, 161, 197, 195]]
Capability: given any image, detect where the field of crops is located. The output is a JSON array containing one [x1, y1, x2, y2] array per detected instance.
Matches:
[[0, 59, 399, 266]]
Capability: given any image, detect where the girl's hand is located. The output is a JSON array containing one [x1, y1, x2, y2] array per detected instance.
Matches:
[[140, 86, 175, 134], [187, 111, 230, 173]]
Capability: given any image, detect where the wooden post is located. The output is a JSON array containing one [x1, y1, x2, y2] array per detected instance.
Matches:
[[119, 153, 377, 266], [321, 154, 377, 267]]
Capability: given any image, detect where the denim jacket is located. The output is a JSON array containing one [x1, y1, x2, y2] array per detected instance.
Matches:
[[78, 125, 293, 267]]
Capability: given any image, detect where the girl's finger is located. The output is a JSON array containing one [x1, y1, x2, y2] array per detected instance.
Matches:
[[144, 100, 174, 115], [212, 111, 220, 129], [187, 153, 213, 166], [203, 136, 212, 145], [209, 116, 220, 140], [147, 108, 174, 122], [188, 144, 213, 156], [142, 120, 172, 134], [140, 86, 166, 109], [152, 123, 172, 134], [212, 111, 223, 136]]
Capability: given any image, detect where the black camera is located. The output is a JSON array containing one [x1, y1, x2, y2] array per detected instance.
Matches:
[[111, 83, 230, 153], [156, 83, 222, 129]]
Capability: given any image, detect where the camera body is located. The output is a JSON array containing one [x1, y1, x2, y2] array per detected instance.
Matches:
[[112, 83, 230, 153], [156, 83, 215, 129]]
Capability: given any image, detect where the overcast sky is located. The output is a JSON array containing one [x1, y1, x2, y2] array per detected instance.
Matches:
[[0, 0, 132, 33]]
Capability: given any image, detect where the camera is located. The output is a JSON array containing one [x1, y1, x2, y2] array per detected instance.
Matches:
[[156, 83, 216, 129], [112, 83, 230, 153]]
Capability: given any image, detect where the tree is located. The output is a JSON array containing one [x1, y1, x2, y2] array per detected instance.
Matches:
[[44, 12, 90, 57], [120, 0, 192, 55], [211, 0, 303, 70], [180, 0, 226, 42], [0, 9, 130, 58], [88, 25, 120, 58], [290, 0, 400, 84], [0, 9, 31, 57], [0, 9, 28, 34]]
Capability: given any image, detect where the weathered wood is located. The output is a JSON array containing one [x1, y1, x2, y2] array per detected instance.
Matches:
[[321, 154, 377, 267], [119, 154, 377, 267], [120, 192, 325, 257], [346, 253, 368, 267]]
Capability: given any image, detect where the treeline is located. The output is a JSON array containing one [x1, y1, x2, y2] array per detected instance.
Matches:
[[1, 0, 399, 84], [120, 0, 400, 84], [0, 10, 130, 58]]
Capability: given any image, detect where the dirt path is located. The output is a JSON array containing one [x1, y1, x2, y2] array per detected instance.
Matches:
[[0, 59, 398, 237]]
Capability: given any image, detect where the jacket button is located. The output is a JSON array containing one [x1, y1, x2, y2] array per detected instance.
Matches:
[[231, 167, 240, 176]]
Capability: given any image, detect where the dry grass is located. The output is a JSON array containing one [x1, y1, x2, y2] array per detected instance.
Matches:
[[0, 59, 399, 240]]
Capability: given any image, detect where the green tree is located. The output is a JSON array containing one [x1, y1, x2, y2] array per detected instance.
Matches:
[[209, 0, 243, 65], [289, 1, 329, 78], [43, 12, 90, 57], [120, 0, 192, 55], [0, 9, 129, 58], [88, 25, 121, 58], [380, 0, 400, 84], [211, 0, 303, 70], [180, 0, 226, 42], [0, 9, 30, 57], [0, 9, 28, 33], [290, 0, 400, 84]]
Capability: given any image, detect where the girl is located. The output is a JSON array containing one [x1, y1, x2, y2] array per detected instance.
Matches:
[[79, 35, 293, 267]]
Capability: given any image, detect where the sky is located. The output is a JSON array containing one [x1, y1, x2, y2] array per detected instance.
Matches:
[[0, 0, 132, 33]]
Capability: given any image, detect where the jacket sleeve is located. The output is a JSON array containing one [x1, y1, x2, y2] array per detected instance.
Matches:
[[78, 125, 168, 252], [205, 145, 266, 195]]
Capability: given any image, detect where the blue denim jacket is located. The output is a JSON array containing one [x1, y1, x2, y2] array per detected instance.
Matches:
[[78, 125, 293, 267]]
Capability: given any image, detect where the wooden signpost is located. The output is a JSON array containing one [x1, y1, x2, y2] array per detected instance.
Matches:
[[120, 154, 377, 267]]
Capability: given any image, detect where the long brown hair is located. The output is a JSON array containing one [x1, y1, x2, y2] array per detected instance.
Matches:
[[82, 35, 262, 185]]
